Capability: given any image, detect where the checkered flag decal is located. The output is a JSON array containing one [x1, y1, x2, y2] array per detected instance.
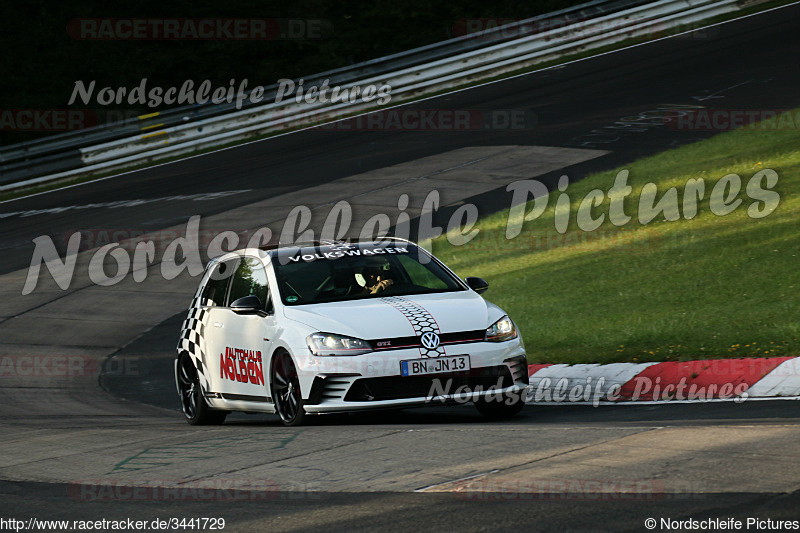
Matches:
[[380, 296, 446, 358], [177, 295, 211, 390]]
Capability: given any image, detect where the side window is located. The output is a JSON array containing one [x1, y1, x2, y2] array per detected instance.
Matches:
[[228, 257, 271, 310], [201, 260, 237, 306]]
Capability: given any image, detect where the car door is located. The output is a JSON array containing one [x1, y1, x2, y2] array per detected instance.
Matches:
[[185, 257, 236, 388], [206, 255, 276, 402]]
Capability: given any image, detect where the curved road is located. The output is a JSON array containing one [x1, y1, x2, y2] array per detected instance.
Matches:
[[1, 5, 800, 531]]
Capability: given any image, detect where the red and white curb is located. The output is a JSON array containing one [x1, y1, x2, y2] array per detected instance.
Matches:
[[525, 357, 800, 404]]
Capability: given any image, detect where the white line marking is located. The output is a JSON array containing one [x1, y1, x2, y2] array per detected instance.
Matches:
[[415, 469, 500, 492], [691, 80, 752, 101], [0, 189, 251, 219], [525, 395, 800, 406]]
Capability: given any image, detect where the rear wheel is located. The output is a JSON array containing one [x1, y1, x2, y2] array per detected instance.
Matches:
[[474, 389, 525, 420], [176, 354, 227, 425], [271, 351, 306, 426]]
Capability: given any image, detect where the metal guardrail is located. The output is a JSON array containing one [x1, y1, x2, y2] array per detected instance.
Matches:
[[0, 0, 652, 185], [0, 0, 744, 190]]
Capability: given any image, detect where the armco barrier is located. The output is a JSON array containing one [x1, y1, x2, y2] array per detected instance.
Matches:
[[1, 0, 753, 191], [0, 0, 646, 184]]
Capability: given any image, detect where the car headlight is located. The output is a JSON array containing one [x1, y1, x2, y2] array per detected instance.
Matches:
[[307, 333, 373, 356], [485, 316, 517, 342]]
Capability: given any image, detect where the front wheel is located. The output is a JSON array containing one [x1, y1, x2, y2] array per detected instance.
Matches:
[[474, 389, 526, 420], [176, 354, 227, 425], [271, 351, 306, 426]]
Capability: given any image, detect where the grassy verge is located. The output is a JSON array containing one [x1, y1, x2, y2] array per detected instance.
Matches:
[[431, 110, 800, 364]]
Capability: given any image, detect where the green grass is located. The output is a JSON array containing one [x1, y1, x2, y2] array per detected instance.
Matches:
[[430, 110, 800, 364]]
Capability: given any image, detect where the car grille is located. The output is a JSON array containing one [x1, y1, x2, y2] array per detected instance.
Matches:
[[344, 364, 514, 402], [368, 330, 486, 351]]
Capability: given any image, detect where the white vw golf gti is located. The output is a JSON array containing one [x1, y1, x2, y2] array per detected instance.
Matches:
[[175, 239, 529, 425]]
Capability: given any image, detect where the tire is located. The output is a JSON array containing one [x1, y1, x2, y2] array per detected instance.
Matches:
[[474, 389, 526, 420], [176, 354, 227, 425], [271, 351, 306, 426]]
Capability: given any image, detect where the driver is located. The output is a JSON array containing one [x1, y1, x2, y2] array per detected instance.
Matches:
[[362, 265, 394, 294]]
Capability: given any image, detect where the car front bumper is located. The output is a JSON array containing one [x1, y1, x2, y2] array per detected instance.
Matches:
[[293, 341, 528, 413]]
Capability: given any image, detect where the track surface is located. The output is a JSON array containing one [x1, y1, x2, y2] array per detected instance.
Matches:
[[1, 5, 800, 532], [2, 5, 800, 271], [3, 402, 800, 532]]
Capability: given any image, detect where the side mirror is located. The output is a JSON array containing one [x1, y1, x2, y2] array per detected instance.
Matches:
[[465, 277, 489, 294], [230, 295, 264, 315]]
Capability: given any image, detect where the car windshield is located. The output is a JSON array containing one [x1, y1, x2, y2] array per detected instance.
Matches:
[[271, 243, 465, 305]]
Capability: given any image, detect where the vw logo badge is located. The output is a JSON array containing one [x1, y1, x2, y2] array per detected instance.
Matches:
[[420, 332, 440, 350]]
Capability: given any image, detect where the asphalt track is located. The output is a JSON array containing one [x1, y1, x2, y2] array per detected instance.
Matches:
[[1, 5, 800, 532], [2, 4, 800, 271]]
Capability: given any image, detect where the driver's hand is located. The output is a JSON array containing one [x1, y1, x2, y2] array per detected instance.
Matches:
[[369, 278, 394, 294]]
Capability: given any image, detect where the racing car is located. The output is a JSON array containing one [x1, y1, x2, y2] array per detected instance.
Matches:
[[175, 238, 529, 426]]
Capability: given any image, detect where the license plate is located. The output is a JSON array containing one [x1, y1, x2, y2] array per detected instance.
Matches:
[[400, 355, 470, 376]]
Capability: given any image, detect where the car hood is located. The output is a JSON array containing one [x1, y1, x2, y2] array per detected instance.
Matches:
[[282, 291, 502, 339]]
